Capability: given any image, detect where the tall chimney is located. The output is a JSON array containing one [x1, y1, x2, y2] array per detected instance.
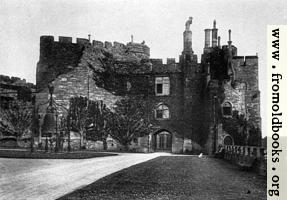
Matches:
[[212, 20, 218, 47], [218, 36, 221, 48], [183, 17, 194, 54], [228, 29, 232, 46], [204, 29, 211, 48], [227, 29, 235, 83]]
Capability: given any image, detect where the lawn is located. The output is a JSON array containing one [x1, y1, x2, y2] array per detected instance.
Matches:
[[0, 149, 117, 159], [58, 156, 267, 200]]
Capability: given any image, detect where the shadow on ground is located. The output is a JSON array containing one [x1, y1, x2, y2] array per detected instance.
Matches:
[[58, 156, 266, 200]]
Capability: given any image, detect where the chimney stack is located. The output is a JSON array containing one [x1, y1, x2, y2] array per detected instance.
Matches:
[[183, 17, 194, 54], [218, 36, 221, 48], [204, 29, 211, 48], [212, 20, 218, 47], [228, 29, 232, 46]]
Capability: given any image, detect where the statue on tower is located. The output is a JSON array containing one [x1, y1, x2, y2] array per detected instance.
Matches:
[[185, 17, 193, 31]]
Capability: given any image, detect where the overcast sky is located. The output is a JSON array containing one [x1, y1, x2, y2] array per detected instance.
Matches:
[[1, 0, 287, 136]]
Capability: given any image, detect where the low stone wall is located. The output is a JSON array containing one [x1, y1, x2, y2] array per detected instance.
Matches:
[[222, 145, 266, 176]]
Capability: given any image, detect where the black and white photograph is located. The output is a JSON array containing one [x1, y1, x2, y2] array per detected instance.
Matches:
[[0, 0, 286, 199]]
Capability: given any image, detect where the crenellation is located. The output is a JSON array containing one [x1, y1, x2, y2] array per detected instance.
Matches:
[[232, 56, 258, 67], [76, 38, 90, 46], [113, 41, 125, 49], [104, 41, 112, 49], [167, 58, 176, 65], [126, 42, 150, 58], [232, 56, 245, 67], [245, 56, 258, 66], [150, 58, 163, 65], [92, 40, 104, 48], [59, 36, 72, 43], [40, 35, 54, 43]]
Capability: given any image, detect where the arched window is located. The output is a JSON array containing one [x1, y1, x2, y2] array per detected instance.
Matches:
[[222, 102, 232, 116], [155, 104, 170, 119], [224, 135, 233, 145]]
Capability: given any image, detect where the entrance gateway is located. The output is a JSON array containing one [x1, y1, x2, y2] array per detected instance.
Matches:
[[153, 130, 172, 152]]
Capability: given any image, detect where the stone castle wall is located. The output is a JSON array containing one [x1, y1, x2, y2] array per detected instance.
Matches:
[[36, 64, 120, 139], [35, 20, 261, 153], [36, 36, 151, 91], [232, 56, 261, 128]]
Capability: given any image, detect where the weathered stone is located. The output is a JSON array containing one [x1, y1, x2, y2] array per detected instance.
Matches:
[[35, 19, 261, 154]]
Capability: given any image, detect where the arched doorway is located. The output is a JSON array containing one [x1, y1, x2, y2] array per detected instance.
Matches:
[[223, 135, 233, 145], [153, 130, 172, 152]]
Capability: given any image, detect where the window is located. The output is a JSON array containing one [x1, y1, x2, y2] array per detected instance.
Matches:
[[222, 102, 232, 116], [155, 104, 170, 119], [155, 77, 170, 96], [223, 135, 233, 145]]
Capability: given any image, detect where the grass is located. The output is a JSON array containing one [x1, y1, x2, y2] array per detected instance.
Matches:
[[58, 156, 266, 200], [0, 149, 117, 159]]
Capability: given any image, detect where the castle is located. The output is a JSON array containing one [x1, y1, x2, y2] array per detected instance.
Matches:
[[35, 18, 261, 154]]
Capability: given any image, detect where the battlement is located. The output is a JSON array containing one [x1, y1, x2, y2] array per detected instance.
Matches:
[[232, 56, 258, 67], [149, 58, 180, 73], [150, 58, 163, 65], [40, 35, 150, 59], [40, 35, 90, 46], [126, 42, 150, 59], [167, 58, 176, 65]]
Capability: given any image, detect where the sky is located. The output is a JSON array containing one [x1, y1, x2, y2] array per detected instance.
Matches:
[[1, 0, 287, 136]]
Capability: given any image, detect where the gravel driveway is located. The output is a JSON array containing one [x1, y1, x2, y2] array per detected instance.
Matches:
[[0, 152, 166, 200]]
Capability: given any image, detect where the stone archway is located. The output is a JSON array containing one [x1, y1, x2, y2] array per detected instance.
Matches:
[[152, 130, 172, 152], [223, 135, 233, 145]]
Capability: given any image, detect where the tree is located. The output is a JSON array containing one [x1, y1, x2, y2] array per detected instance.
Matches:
[[0, 100, 32, 146], [67, 96, 90, 149], [222, 111, 261, 146], [109, 96, 151, 150], [57, 114, 68, 151], [87, 100, 111, 150]]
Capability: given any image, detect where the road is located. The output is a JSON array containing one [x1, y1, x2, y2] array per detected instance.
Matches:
[[0, 152, 166, 200]]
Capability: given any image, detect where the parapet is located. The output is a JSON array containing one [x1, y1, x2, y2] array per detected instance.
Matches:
[[150, 58, 181, 73], [232, 56, 258, 67], [39, 35, 150, 58], [40, 35, 91, 46], [126, 42, 150, 59], [104, 41, 112, 49], [40, 36, 54, 44], [114, 41, 125, 49], [59, 36, 72, 43], [167, 58, 176, 65], [92, 40, 104, 48], [76, 38, 89, 46], [232, 56, 245, 67], [245, 56, 258, 65], [150, 59, 163, 65]]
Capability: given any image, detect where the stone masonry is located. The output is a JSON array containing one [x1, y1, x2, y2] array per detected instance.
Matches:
[[35, 18, 261, 154]]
